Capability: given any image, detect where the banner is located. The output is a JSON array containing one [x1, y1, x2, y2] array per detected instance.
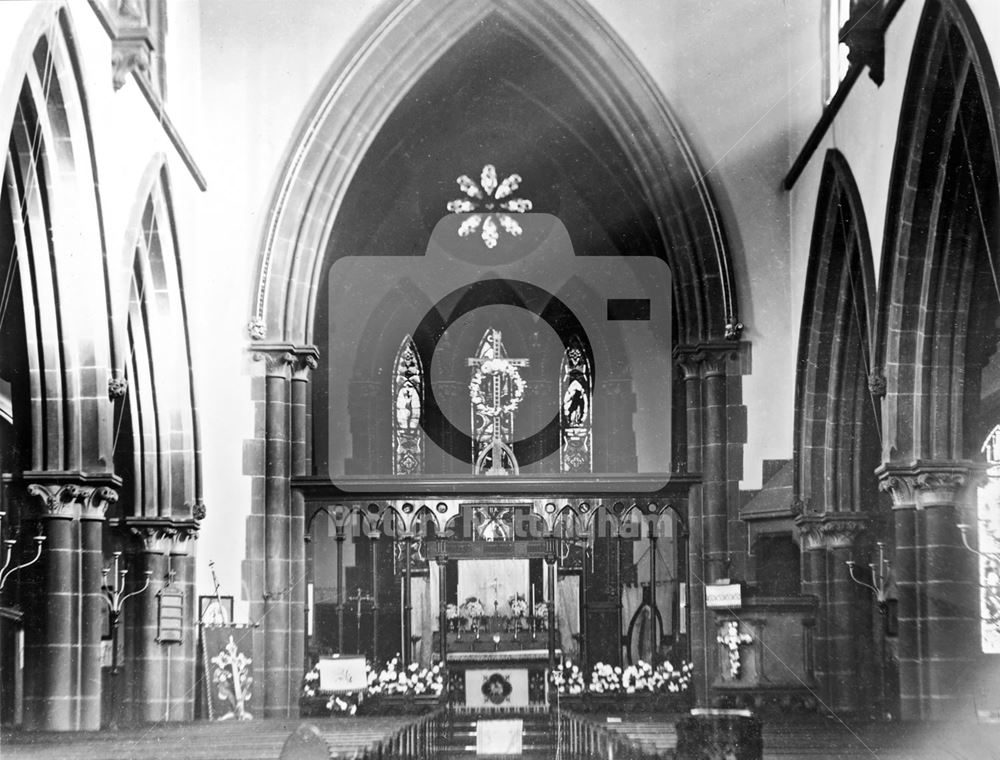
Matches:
[[201, 625, 256, 720]]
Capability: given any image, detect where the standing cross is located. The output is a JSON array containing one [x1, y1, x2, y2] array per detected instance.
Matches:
[[468, 329, 529, 475], [348, 587, 375, 653]]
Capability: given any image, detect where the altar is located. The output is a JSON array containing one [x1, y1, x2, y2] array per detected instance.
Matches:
[[437, 633, 559, 710]]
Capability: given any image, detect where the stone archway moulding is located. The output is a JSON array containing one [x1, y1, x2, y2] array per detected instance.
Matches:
[[248, 0, 741, 350]]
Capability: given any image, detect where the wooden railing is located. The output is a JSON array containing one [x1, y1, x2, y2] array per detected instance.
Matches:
[[555, 710, 672, 759]]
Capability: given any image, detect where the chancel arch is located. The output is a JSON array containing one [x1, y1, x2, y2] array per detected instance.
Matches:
[[874, 0, 1000, 721], [256, 0, 739, 717]]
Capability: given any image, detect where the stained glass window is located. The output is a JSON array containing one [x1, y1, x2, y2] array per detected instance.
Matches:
[[468, 328, 527, 475], [560, 336, 593, 473], [392, 336, 423, 475]]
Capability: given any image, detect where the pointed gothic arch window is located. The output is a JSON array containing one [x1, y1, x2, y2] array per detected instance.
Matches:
[[392, 335, 423, 475], [560, 337, 593, 473]]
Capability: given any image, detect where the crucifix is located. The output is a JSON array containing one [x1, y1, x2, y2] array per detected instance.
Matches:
[[347, 587, 375, 655], [468, 328, 529, 476]]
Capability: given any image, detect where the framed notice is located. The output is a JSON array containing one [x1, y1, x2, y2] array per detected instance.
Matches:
[[157, 589, 185, 643], [317, 654, 367, 694], [705, 583, 742, 609], [199, 595, 233, 626]]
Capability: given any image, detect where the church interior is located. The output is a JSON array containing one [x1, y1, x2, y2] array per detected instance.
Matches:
[[1, 0, 999, 756]]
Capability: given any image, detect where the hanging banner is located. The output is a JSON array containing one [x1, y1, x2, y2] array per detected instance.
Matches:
[[201, 625, 255, 720]]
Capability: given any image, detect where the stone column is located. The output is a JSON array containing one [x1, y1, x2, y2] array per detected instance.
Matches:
[[796, 512, 868, 714], [877, 464, 980, 720], [674, 345, 742, 705], [167, 525, 197, 722], [127, 524, 171, 724], [24, 479, 117, 731], [250, 344, 317, 717], [290, 354, 316, 681]]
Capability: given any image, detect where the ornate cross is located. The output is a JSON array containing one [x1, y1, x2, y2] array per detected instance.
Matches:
[[468, 329, 529, 476]]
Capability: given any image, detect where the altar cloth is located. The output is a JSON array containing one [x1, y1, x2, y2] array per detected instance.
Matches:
[[476, 719, 523, 755]]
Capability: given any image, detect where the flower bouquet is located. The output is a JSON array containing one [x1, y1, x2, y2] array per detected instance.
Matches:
[[461, 596, 485, 635], [445, 602, 460, 633], [508, 594, 528, 631], [551, 659, 694, 713], [533, 601, 549, 629]]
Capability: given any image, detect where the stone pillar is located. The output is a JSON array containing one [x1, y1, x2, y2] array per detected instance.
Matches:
[[877, 464, 980, 720], [250, 344, 318, 718], [127, 525, 171, 724], [167, 526, 197, 722], [24, 479, 117, 731], [675, 345, 743, 705], [290, 355, 315, 680], [796, 513, 868, 714]]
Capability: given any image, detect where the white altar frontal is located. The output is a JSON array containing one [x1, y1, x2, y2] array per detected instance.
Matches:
[[448, 648, 554, 711]]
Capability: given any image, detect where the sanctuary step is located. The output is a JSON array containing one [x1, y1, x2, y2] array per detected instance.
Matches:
[[0, 715, 435, 760], [440, 711, 555, 758]]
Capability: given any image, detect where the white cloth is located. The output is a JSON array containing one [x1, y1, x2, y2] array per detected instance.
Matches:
[[457, 559, 529, 614], [410, 561, 440, 666], [477, 719, 523, 755], [557, 576, 579, 657]]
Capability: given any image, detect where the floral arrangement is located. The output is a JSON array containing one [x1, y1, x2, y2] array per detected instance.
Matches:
[[469, 358, 527, 416], [533, 601, 549, 623], [300, 664, 361, 715], [366, 656, 444, 697], [508, 594, 528, 618], [717, 621, 753, 678], [551, 659, 693, 696], [445, 603, 460, 620], [550, 659, 586, 696], [301, 656, 444, 715], [461, 596, 485, 626]]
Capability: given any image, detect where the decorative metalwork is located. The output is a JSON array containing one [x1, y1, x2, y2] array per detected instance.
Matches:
[[846, 541, 892, 614], [446, 164, 533, 248], [468, 329, 527, 475], [0, 512, 45, 591], [392, 335, 424, 475], [560, 337, 593, 473]]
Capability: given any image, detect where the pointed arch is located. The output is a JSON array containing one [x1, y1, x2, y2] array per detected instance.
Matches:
[[113, 158, 202, 519], [0, 6, 115, 476], [795, 149, 879, 515], [250, 0, 738, 348], [875, 0, 1000, 463]]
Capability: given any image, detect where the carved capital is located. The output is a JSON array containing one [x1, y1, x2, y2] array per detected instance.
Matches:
[[26, 481, 118, 519], [291, 348, 320, 381], [867, 370, 886, 398], [795, 512, 869, 550], [126, 518, 198, 554], [251, 344, 297, 378], [674, 345, 734, 380], [877, 462, 981, 508], [128, 522, 176, 554]]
